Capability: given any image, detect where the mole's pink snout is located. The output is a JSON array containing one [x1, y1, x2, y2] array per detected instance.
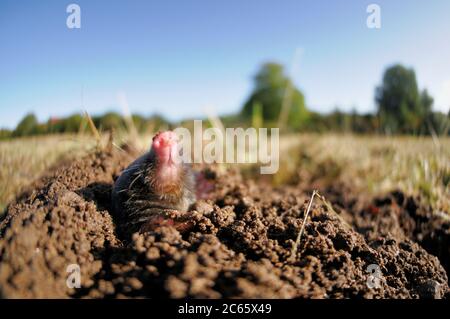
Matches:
[[152, 131, 178, 148], [152, 131, 181, 164]]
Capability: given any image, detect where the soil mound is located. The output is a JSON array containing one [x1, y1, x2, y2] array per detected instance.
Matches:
[[0, 149, 448, 298]]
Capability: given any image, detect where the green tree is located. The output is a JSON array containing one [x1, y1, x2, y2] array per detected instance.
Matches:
[[13, 113, 38, 137], [328, 107, 351, 132], [63, 114, 84, 132], [95, 112, 124, 131], [0, 129, 12, 140], [241, 62, 309, 129], [148, 114, 169, 132], [48, 114, 83, 133], [131, 114, 146, 133], [420, 89, 433, 115], [419, 89, 435, 134], [375, 64, 428, 133]]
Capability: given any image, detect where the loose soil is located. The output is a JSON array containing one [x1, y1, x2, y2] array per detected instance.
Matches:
[[0, 147, 449, 298]]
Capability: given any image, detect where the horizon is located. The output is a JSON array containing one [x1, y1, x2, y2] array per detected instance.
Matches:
[[1, 0, 449, 129]]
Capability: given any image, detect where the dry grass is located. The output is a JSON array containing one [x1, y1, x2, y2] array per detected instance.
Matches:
[[275, 133, 450, 213], [290, 189, 317, 262], [0, 134, 97, 212]]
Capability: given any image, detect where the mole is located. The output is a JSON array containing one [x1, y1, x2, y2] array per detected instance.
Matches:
[[112, 131, 197, 236]]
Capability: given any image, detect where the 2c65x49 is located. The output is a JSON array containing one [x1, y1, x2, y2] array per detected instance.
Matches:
[[221, 303, 272, 314]]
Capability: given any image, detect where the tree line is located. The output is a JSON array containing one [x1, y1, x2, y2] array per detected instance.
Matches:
[[1, 62, 448, 140], [0, 113, 169, 139]]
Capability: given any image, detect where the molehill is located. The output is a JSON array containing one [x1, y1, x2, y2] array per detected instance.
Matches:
[[0, 147, 448, 298]]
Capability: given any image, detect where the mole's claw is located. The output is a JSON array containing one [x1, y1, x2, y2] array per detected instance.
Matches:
[[173, 219, 195, 233], [139, 211, 195, 234], [139, 215, 173, 233]]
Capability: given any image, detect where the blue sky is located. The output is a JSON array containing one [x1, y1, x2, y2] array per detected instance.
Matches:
[[0, 0, 449, 129]]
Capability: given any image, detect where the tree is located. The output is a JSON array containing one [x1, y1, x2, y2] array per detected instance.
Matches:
[[13, 113, 38, 137], [95, 112, 124, 131], [48, 114, 83, 133], [418, 89, 436, 134], [63, 114, 84, 132], [420, 89, 433, 115], [328, 107, 351, 132], [131, 114, 146, 133], [241, 62, 309, 129], [375, 64, 429, 134], [148, 114, 169, 132], [0, 129, 12, 140]]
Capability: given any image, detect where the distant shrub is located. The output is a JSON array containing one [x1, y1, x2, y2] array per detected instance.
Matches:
[[13, 113, 38, 137], [0, 129, 12, 140]]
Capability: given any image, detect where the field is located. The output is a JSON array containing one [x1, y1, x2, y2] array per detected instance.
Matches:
[[276, 134, 450, 213], [0, 133, 449, 298], [2, 133, 449, 214], [0, 135, 98, 213]]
